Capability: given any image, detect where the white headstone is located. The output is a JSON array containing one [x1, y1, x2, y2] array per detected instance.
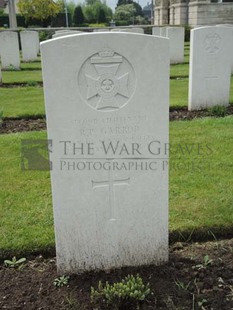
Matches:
[[188, 26, 232, 110], [52, 30, 83, 38], [35, 31, 40, 55], [0, 31, 20, 70], [20, 31, 39, 62], [166, 27, 184, 64], [0, 63, 2, 84], [152, 27, 162, 36], [160, 27, 167, 37], [41, 33, 169, 273], [216, 25, 233, 73]]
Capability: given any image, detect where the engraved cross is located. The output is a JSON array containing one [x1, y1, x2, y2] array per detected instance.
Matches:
[[92, 169, 130, 221]]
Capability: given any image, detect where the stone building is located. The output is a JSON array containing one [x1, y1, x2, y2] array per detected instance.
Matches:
[[153, 0, 233, 26]]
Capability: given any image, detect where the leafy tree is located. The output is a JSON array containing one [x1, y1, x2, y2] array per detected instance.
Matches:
[[18, 0, 62, 21], [132, 2, 143, 16], [60, 1, 76, 17], [116, 0, 133, 6], [73, 5, 85, 25], [98, 7, 106, 23], [114, 3, 136, 24], [83, 0, 112, 24], [66, 1, 76, 17], [116, 0, 143, 16]]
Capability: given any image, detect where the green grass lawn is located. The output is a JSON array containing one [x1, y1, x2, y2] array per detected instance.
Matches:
[[170, 117, 233, 232], [2, 70, 42, 84], [0, 87, 45, 118], [170, 63, 189, 78], [21, 61, 42, 70], [0, 132, 53, 256], [0, 117, 233, 256], [170, 77, 233, 107]]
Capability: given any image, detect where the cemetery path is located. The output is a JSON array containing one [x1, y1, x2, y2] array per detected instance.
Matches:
[[0, 238, 232, 309], [1, 105, 233, 135]]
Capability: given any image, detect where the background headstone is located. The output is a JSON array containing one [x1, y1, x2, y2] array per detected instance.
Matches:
[[41, 33, 169, 273], [188, 26, 232, 110], [20, 31, 39, 62], [152, 27, 163, 36], [160, 27, 167, 37], [216, 24, 233, 73], [0, 31, 20, 70], [166, 27, 184, 64]]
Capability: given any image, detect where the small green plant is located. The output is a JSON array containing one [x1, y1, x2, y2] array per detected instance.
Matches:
[[195, 255, 213, 270], [6, 64, 19, 71], [91, 274, 151, 308], [27, 81, 38, 87], [4, 256, 26, 269], [53, 275, 70, 287], [198, 298, 207, 308], [175, 279, 190, 291], [209, 105, 227, 117]]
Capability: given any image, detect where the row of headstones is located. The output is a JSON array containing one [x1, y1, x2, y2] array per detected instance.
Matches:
[[153, 25, 233, 110], [0, 27, 185, 73], [53, 27, 185, 65], [1, 26, 232, 110], [0, 31, 40, 71]]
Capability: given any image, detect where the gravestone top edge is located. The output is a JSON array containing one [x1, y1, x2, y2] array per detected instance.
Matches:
[[41, 32, 169, 48]]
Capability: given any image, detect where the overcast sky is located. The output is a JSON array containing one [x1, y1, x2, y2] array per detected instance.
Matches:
[[71, 0, 150, 11]]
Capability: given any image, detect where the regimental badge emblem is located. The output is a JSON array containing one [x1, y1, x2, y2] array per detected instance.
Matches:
[[204, 33, 221, 54], [78, 48, 136, 112]]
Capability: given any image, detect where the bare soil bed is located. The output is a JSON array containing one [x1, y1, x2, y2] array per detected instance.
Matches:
[[0, 238, 232, 310], [1, 106, 233, 135]]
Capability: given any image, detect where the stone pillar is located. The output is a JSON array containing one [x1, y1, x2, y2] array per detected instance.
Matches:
[[170, 0, 188, 25], [154, 0, 169, 25], [188, 0, 209, 27], [8, 0, 17, 29]]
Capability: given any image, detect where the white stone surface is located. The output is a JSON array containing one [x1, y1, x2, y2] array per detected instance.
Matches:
[[152, 27, 163, 36], [0, 31, 20, 70], [52, 30, 83, 38], [111, 28, 144, 34], [188, 26, 232, 110], [166, 27, 184, 64], [216, 25, 233, 73], [41, 33, 169, 274], [20, 31, 39, 62], [126, 28, 144, 34], [160, 27, 167, 37], [0, 63, 2, 83]]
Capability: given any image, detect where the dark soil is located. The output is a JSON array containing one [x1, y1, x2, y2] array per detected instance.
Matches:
[[0, 239, 232, 310], [1, 106, 233, 135], [0, 117, 46, 134]]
